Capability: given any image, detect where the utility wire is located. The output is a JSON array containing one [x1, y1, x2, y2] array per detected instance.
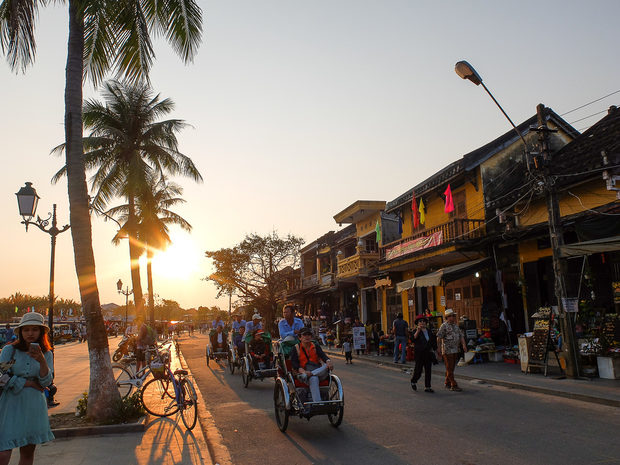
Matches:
[[560, 89, 620, 117], [569, 108, 609, 125], [554, 164, 620, 178], [567, 191, 620, 216]]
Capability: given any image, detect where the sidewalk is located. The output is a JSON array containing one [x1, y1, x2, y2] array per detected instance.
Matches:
[[323, 348, 620, 407], [10, 336, 216, 465]]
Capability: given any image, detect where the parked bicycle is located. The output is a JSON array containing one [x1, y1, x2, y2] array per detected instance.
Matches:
[[140, 361, 198, 430], [112, 344, 171, 398]]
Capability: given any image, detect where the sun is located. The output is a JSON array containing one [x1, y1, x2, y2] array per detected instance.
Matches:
[[151, 235, 201, 280]]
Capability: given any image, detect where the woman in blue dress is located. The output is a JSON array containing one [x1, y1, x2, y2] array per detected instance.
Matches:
[[0, 312, 54, 465]]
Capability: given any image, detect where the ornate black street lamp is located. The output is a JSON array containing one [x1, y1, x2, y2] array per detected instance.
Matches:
[[117, 279, 133, 329], [16, 182, 70, 345]]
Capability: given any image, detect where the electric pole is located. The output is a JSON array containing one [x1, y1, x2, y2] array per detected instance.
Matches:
[[535, 104, 580, 378]]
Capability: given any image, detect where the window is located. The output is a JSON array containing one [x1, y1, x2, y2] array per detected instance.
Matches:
[[472, 285, 481, 298], [446, 289, 453, 301], [463, 286, 471, 299]]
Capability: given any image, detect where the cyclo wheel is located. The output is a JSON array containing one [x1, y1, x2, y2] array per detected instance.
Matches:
[[241, 356, 250, 388], [140, 378, 179, 417], [112, 364, 133, 398], [274, 381, 289, 432], [180, 378, 198, 430], [228, 351, 235, 374], [327, 375, 344, 427]]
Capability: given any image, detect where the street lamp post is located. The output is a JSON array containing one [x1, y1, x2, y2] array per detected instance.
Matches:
[[117, 279, 133, 330], [455, 61, 579, 378], [16, 182, 70, 346]]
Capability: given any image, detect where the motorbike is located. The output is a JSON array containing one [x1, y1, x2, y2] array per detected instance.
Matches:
[[112, 335, 136, 362]]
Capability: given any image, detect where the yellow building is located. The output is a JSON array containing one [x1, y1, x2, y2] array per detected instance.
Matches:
[[377, 107, 579, 334]]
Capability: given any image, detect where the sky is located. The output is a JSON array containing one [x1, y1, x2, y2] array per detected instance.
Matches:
[[1, 0, 619, 311]]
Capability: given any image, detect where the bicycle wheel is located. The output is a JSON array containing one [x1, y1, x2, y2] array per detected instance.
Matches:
[[274, 381, 289, 432], [140, 378, 179, 417], [327, 375, 344, 427], [205, 345, 210, 366], [180, 378, 198, 430], [112, 365, 134, 398], [228, 351, 235, 374]]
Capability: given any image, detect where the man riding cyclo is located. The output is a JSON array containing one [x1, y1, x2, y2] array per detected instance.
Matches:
[[248, 329, 273, 370], [245, 312, 263, 334], [233, 325, 246, 357], [210, 324, 228, 352], [231, 314, 246, 334], [278, 303, 305, 341], [290, 327, 334, 404]]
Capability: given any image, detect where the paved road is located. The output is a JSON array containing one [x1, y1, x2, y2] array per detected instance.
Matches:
[[181, 334, 620, 465]]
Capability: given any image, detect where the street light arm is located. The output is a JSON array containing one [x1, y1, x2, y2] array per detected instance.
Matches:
[[479, 81, 529, 151]]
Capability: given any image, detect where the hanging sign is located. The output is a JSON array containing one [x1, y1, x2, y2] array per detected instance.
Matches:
[[440, 295, 446, 307]]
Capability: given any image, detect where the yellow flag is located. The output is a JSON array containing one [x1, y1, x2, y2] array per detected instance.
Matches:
[[419, 199, 426, 224]]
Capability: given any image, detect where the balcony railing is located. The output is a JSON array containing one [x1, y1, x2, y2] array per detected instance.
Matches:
[[302, 274, 318, 288], [320, 272, 335, 287], [381, 218, 485, 261], [337, 252, 380, 279]]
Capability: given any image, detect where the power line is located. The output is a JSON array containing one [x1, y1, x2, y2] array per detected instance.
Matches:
[[560, 89, 620, 117], [567, 191, 620, 216], [568, 108, 609, 125], [553, 164, 620, 178]]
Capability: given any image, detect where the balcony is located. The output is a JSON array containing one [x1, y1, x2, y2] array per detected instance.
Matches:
[[381, 218, 485, 261], [320, 272, 335, 287], [337, 252, 380, 279], [302, 274, 318, 288]]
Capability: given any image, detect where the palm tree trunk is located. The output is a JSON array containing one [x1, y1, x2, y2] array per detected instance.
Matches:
[[65, 0, 119, 420], [127, 194, 144, 318], [147, 246, 155, 325]]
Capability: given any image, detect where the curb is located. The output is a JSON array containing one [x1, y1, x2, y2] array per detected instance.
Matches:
[[176, 346, 233, 465], [51, 416, 146, 438], [324, 350, 620, 408]]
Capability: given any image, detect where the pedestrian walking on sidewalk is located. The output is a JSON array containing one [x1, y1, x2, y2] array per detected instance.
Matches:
[[437, 309, 468, 391], [410, 315, 438, 393], [0, 312, 55, 465], [392, 313, 409, 364], [342, 337, 353, 364]]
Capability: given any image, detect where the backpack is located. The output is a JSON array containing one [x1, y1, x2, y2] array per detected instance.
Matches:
[[145, 325, 157, 345]]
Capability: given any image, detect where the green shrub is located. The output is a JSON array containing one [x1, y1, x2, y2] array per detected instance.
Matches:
[[76, 391, 88, 417], [75, 390, 145, 424]]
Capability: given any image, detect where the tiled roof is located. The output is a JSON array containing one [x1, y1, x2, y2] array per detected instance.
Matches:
[[552, 106, 620, 186], [386, 108, 579, 213]]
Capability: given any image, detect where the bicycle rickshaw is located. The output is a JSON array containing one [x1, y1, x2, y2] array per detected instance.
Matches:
[[241, 330, 278, 387], [206, 328, 229, 367], [227, 335, 245, 374], [272, 339, 344, 432]]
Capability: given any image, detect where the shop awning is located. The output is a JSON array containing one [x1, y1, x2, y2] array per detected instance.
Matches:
[[396, 278, 416, 293], [414, 257, 491, 287], [559, 236, 620, 257]]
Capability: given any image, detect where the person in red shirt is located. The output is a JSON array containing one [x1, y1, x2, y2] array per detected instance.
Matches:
[[291, 328, 333, 403]]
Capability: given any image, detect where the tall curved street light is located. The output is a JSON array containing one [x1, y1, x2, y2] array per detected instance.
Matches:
[[16, 182, 70, 346], [455, 60, 531, 171]]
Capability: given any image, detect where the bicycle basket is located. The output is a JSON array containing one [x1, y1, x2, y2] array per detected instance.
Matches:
[[150, 361, 167, 380]]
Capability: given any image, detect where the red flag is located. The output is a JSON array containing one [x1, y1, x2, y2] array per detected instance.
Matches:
[[411, 192, 420, 229], [444, 184, 455, 213]]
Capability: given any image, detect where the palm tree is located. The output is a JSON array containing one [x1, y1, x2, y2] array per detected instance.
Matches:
[[107, 176, 192, 324], [53, 80, 202, 322], [0, 0, 202, 420]]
